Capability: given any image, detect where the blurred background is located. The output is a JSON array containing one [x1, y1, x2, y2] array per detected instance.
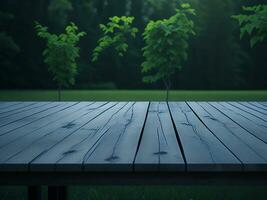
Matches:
[[0, 0, 266, 91]]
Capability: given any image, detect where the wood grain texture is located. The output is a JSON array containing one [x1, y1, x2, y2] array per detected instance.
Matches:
[[134, 102, 185, 172], [0, 102, 37, 115], [223, 103, 267, 127], [0, 102, 23, 110], [0, 102, 65, 134], [189, 102, 267, 171], [0, 102, 110, 171], [209, 102, 267, 143], [0, 101, 266, 173], [30, 102, 127, 171], [0, 103, 91, 165], [83, 102, 149, 171], [249, 102, 267, 112], [169, 102, 240, 172], [0, 102, 81, 147], [240, 102, 267, 115], [0, 102, 46, 118], [259, 102, 267, 107], [228, 102, 267, 122]]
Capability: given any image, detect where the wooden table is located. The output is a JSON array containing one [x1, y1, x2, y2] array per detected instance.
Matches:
[[0, 101, 267, 199]]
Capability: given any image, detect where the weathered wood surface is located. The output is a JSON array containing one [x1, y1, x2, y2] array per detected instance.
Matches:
[[0, 101, 267, 172], [239, 102, 267, 115], [250, 102, 267, 111], [135, 102, 185, 172], [169, 102, 240, 171], [209, 102, 267, 143], [188, 102, 267, 171]]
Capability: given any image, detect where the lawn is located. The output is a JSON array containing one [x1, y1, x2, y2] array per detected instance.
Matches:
[[0, 185, 267, 200], [0, 89, 267, 200], [0, 90, 267, 101]]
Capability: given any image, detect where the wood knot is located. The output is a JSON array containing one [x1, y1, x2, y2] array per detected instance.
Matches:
[[181, 122, 191, 126], [105, 156, 119, 162], [154, 151, 167, 155], [62, 122, 76, 129], [62, 150, 77, 155]]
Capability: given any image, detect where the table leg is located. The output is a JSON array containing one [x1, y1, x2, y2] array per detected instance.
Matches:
[[48, 186, 67, 200], [28, 186, 42, 200]]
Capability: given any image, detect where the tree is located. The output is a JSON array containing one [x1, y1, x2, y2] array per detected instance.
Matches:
[[141, 3, 195, 101], [0, 11, 20, 88], [48, 0, 73, 32], [92, 16, 138, 62], [233, 4, 267, 47], [35, 22, 86, 101]]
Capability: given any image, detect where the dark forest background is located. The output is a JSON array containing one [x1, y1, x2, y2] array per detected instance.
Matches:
[[0, 0, 266, 90]]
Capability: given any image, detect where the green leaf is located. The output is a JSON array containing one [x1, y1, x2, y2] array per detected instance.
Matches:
[[181, 3, 190, 9], [92, 16, 139, 62], [233, 5, 267, 47], [36, 22, 85, 88], [141, 3, 196, 87]]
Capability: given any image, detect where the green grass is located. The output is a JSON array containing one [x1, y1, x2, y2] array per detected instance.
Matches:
[[0, 90, 267, 101], [0, 89, 266, 200], [68, 186, 267, 200], [0, 186, 267, 200]]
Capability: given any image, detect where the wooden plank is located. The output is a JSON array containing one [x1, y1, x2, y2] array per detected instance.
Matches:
[[209, 102, 267, 143], [0, 102, 37, 114], [0, 102, 30, 111], [0, 102, 55, 127], [134, 102, 185, 172], [240, 102, 267, 115], [0, 102, 63, 134], [0, 102, 115, 172], [188, 102, 267, 171], [249, 102, 267, 111], [0, 102, 81, 148], [83, 102, 149, 171], [168, 102, 241, 172], [229, 102, 267, 122], [0, 102, 23, 110], [0, 102, 98, 162], [0, 103, 96, 168], [0, 102, 105, 167], [222, 102, 267, 129], [0, 102, 53, 118], [259, 102, 267, 107], [29, 102, 130, 171]]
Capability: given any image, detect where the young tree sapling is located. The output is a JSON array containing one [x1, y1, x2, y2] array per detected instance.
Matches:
[[35, 22, 86, 101], [141, 3, 196, 101]]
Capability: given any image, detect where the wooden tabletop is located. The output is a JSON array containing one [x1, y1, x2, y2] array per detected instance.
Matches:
[[0, 101, 267, 173]]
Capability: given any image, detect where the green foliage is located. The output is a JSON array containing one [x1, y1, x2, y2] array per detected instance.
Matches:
[[233, 5, 267, 47], [1, 0, 267, 90], [92, 16, 138, 62], [141, 3, 196, 84], [35, 22, 86, 89]]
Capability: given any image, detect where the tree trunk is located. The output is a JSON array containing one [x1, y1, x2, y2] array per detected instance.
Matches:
[[58, 84, 61, 101], [164, 78, 171, 102], [166, 87, 169, 102]]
